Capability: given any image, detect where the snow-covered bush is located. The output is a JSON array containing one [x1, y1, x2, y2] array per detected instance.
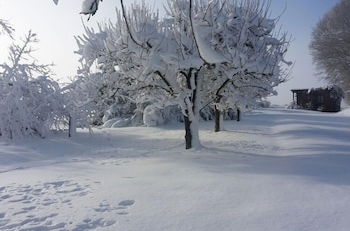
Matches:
[[0, 31, 65, 139], [143, 105, 165, 127], [256, 100, 271, 109], [65, 72, 136, 127]]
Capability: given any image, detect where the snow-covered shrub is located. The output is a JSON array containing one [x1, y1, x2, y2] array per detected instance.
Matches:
[[66, 72, 136, 126], [0, 31, 65, 139], [163, 106, 184, 123], [256, 100, 271, 109], [143, 105, 165, 127]]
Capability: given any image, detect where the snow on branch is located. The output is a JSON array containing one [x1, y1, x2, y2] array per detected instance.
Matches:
[[0, 19, 14, 38]]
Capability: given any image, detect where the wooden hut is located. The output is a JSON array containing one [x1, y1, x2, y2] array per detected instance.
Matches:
[[291, 86, 343, 112]]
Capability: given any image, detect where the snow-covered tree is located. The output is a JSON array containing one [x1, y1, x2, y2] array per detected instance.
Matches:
[[0, 31, 66, 139], [310, 0, 350, 103], [73, 24, 138, 127], [54, 0, 290, 149], [190, 0, 290, 132]]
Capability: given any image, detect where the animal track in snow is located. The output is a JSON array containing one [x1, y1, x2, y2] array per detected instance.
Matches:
[[0, 180, 93, 231], [0, 179, 136, 230]]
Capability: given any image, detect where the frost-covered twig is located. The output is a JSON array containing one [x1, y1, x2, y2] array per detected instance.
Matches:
[[0, 19, 14, 38]]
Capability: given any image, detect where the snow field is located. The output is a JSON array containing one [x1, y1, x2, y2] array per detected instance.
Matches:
[[0, 108, 350, 230]]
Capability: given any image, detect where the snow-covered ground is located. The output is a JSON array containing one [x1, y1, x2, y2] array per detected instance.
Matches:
[[0, 107, 350, 231]]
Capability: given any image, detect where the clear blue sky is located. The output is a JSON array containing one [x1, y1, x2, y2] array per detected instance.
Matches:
[[0, 0, 341, 105]]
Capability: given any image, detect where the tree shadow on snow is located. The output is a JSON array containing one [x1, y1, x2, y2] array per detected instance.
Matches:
[[198, 108, 350, 186], [197, 145, 350, 186]]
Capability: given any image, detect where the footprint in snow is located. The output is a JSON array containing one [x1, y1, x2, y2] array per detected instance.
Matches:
[[0, 180, 134, 230], [93, 199, 135, 218], [118, 200, 135, 207], [0, 179, 96, 231], [94, 199, 134, 211], [73, 217, 116, 231]]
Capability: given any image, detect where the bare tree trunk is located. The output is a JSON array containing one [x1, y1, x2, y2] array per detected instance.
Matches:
[[184, 114, 192, 149], [183, 109, 200, 149], [181, 67, 202, 150], [214, 95, 223, 132], [214, 106, 221, 132], [68, 115, 76, 138], [237, 108, 241, 122]]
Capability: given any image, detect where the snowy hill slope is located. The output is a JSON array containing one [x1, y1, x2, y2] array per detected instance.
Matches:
[[0, 108, 350, 231]]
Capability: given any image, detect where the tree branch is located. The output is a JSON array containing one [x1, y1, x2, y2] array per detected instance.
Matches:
[[120, 0, 152, 50], [189, 0, 210, 65]]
